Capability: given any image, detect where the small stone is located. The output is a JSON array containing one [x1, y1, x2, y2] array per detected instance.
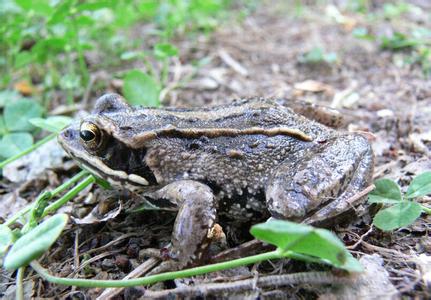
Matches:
[[127, 242, 140, 258], [115, 255, 131, 272], [101, 258, 115, 271]]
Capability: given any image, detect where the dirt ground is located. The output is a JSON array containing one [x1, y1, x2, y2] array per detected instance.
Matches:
[[2, 1, 431, 299]]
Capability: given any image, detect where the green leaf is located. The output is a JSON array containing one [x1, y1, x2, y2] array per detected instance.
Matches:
[[32, 38, 67, 63], [380, 32, 421, 50], [0, 117, 7, 136], [352, 27, 375, 41], [373, 202, 422, 231], [250, 220, 360, 271], [75, 15, 95, 26], [406, 172, 431, 199], [154, 43, 178, 59], [299, 47, 337, 64], [123, 70, 160, 106], [368, 178, 402, 204], [0, 90, 22, 107], [0, 133, 33, 158], [120, 51, 145, 60], [383, 3, 411, 19], [4, 99, 44, 132], [0, 225, 13, 256], [3, 214, 68, 270], [14, 51, 34, 69], [48, 0, 72, 25], [15, 0, 53, 15], [29, 116, 72, 133], [59, 73, 81, 90], [76, 1, 114, 11]]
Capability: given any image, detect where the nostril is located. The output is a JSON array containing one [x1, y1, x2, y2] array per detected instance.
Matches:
[[62, 129, 74, 139]]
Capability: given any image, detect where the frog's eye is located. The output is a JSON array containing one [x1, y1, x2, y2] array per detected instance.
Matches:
[[80, 122, 102, 150]]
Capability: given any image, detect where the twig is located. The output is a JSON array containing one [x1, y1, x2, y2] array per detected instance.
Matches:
[[347, 225, 374, 250], [141, 271, 355, 299], [96, 258, 160, 300], [361, 241, 412, 260], [85, 233, 141, 256], [73, 230, 80, 272], [71, 230, 80, 294], [70, 248, 126, 277], [211, 240, 268, 263], [218, 49, 249, 76], [60, 233, 145, 269], [346, 184, 376, 206]]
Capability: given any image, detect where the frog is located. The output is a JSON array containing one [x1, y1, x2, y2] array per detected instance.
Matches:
[[58, 93, 374, 268]]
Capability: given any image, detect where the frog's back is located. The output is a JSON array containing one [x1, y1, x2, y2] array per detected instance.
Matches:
[[96, 98, 334, 149]]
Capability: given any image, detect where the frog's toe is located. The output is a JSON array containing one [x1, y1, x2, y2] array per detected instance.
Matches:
[[266, 183, 311, 220]]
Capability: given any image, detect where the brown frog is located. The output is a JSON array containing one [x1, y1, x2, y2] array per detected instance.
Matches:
[[58, 94, 374, 268]]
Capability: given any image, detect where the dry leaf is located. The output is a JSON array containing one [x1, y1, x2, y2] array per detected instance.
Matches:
[[14, 81, 35, 96], [294, 80, 333, 93]]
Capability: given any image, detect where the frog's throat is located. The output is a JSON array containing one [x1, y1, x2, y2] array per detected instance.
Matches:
[[60, 140, 150, 190]]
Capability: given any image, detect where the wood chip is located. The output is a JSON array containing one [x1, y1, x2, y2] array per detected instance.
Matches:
[[218, 49, 249, 77]]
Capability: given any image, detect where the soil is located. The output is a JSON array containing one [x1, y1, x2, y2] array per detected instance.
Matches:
[[1, 1, 431, 299]]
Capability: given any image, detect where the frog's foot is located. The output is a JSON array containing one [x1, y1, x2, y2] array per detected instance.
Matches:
[[265, 134, 373, 226], [146, 180, 217, 268]]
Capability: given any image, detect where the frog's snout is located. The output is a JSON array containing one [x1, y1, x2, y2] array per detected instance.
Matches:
[[60, 128, 75, 140], [58, 126, 81, 151]]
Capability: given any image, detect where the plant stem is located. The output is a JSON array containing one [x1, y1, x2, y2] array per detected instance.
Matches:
[[142, 55, 157, 80], [71, 19, 89, 86], [161, 58, 169, 86], [0, 133, 56, 169], [51, 170, 89, 196], [42, 175, 95, 217], [421, 204, 431, 214], [16, 267, 25, 300], [31, 250, 283, 288], [4, 171, 88, 227]]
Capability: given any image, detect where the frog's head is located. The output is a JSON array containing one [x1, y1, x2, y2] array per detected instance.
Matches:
[[58, 93, 158, 190]]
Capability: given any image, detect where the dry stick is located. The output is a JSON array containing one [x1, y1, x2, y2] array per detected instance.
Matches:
[[71, 231, 80, 294], [361, 241, 413, 260], [70, 248, 126, 277], [141, 271, 355, 299], [81, 233, 141, 257], [347, 225, 374, 250], [58, 233, 143, 268], [96, 258, 160, 300], [212, 240, 267, 263], [346, 184, 376, 206], [73, 231, 80, 273]]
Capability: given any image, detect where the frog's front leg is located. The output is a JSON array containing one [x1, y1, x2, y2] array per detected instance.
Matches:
[[146, 180, 217, 268], [265, 134, 373, 226]]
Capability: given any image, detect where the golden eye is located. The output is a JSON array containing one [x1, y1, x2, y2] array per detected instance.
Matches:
[[80, 122, 102, 149]]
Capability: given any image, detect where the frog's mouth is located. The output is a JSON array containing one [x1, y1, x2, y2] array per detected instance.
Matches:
[[58, 126, 155, 191]]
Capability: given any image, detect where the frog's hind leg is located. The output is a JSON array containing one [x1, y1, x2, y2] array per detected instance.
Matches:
[[265, 134, 373, 226], [145, 180, 217, 269], [276, 99, 344, 128]]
